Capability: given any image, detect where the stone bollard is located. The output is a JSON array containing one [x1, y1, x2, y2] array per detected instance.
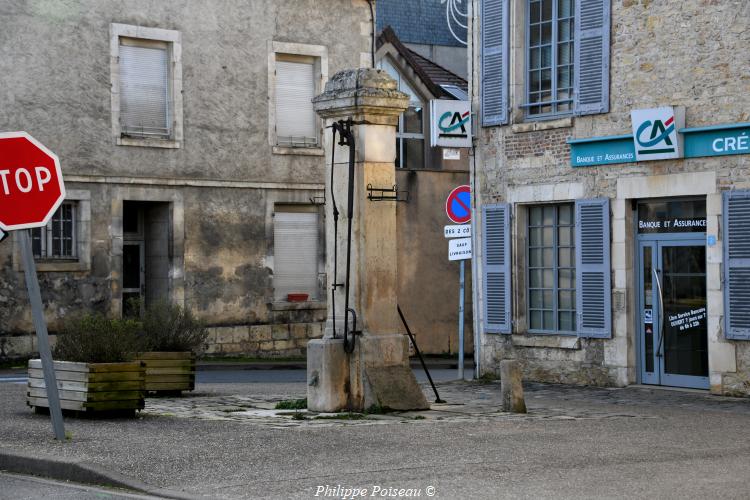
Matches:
[[500, 360, 527, 413]]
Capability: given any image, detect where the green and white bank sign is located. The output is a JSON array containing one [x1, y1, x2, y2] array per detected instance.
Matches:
[[569, 106, 750, 167]]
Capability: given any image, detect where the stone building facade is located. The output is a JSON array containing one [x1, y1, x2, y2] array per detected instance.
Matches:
[[470, 0, 750, 395], [0, 0, 372, 359]]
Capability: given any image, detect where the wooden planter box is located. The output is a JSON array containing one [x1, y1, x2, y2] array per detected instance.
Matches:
[[27, 360, 145, 414], [137, 352, 196, 394]]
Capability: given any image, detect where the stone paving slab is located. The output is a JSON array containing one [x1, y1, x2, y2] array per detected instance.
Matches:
[[141, 381, 661, 429]]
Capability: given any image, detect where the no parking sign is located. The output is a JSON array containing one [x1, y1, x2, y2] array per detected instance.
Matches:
[[445, 185, 471, 224]]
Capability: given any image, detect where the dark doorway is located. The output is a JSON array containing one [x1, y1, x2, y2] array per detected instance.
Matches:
[[122, 201, 171, 316]]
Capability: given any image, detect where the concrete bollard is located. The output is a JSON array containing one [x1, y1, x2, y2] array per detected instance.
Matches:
[[500, 360, 527, 413]]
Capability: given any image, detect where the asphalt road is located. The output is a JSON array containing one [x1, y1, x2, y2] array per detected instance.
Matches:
[[195, 367, 473, 384], [2, 373, 750, 499], [0, 472, 162, 500], [0, 367, 473, 385]]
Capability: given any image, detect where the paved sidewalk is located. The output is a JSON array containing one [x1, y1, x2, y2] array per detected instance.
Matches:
[[1, 378, 750, 499]]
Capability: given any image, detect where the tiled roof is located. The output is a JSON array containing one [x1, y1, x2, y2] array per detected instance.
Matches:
[[377, 26, 468, 99], [376, 0, 466, 48]]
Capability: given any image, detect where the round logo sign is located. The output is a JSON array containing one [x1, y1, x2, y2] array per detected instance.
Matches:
[[445, 185, 471, 224]]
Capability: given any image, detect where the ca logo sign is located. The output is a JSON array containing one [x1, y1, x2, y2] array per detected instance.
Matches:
[[438, 111, 470, 138], [630, 107, 683, 161], [635, 116, 676, 154]]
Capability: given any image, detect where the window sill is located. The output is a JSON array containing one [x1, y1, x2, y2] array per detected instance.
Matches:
[[270, 300, 326, 311], [512, 334, 581, 350], [272, 146, 324, 156], [34, 260, 87, 273], [511, 116, 573, 134], [117, 136, 181, 149]]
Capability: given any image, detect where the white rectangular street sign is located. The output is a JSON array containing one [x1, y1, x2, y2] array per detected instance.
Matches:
[[448, 237, 472, 261], [442, 148, 461, 160], [444, 224, 471, 238]]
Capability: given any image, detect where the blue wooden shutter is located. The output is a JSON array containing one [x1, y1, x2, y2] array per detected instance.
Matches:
[[575, 198, 611, 338], [483, 203, 511, 333], [481, 0, 509, 126], [723, 190, 750, 340], [574, 0, 610, 115]]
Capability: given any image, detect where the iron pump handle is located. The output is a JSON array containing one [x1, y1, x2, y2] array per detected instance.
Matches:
[[328, 118, 358, 354]]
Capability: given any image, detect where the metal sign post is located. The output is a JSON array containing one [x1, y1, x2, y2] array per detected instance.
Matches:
[[19, 230, 66, 440], [0, 132, 67, 440], [445, 185, 473, 381], [458, 259, 465, 380]]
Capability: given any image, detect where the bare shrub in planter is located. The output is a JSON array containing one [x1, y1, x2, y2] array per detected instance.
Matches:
[[137, 300, 208, 394], [28, 314, 146, 416], [54, 314, 143, 363], [140, 300, 208, 353]]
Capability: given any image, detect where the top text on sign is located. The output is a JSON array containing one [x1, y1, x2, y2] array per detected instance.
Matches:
[[0, 132, 65, 231]]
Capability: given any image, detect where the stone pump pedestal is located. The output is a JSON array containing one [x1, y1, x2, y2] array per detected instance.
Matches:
[[306, 68, 429, 412]]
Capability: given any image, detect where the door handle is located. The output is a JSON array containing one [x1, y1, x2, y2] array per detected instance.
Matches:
[[653, 268, 665, 358]]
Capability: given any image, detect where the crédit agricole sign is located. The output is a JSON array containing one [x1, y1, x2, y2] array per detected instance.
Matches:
[[569, 106, 750, 167]]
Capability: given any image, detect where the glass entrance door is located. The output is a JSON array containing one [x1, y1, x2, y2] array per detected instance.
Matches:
[[638, 240, 708, 389]]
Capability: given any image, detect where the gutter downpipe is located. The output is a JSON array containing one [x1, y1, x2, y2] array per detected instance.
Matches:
[[468, 0, 481, 380]]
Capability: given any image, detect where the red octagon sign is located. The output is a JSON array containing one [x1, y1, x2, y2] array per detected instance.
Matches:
[[0, 132, 65, 231]]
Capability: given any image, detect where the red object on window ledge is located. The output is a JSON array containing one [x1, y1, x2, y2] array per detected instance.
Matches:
[[287, 293, 309, 302]]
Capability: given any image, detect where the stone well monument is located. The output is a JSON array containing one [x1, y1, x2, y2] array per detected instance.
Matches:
[[306, 68, 429, 412]]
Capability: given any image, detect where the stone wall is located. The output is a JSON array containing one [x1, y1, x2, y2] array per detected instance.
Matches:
[[206, 322, 324, 358], [471, 0, 750, 393], [0, 0, 371, 360]]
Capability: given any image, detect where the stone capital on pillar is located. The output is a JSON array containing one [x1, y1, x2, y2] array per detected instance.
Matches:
[[312, 68, 408, 125], [307, 68, 428, 412]]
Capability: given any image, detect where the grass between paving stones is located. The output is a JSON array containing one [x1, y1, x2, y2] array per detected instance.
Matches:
[[275, 398, 307, 410], [313, 412, 366, 420]]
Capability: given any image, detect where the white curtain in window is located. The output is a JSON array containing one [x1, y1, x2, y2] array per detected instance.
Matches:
[[274, 212, 318, 301], [120, 44, 170, 137], [275, 60, 316, 145]]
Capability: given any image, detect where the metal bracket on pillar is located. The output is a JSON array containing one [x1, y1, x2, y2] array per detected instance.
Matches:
[[366, 184, 409, 202]]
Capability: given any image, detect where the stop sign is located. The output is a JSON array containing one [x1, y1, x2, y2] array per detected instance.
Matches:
[[0, 132, 65, 231]]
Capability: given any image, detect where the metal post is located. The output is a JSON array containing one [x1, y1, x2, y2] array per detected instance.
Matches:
[[458, 259, 465, 381], [19, 230, 66, 440]]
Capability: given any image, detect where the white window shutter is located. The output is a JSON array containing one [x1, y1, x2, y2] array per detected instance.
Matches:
[[274, 212, 318, 301], [120, 44, 171, 137], [275, 61, 317, 146]]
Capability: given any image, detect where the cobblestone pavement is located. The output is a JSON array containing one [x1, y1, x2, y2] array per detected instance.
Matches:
[[142, 381, 713, 428]]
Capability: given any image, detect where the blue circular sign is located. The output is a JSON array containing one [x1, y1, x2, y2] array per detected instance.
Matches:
[[446, 185, 471, 223]]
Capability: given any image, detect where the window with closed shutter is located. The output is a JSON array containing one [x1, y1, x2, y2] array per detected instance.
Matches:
[[275, 59, 317, 147], [575, 198, 611, 338], [119, 40, 171, 138], [481, 0, 509, 126], [573, 0, 610, 115], [723, 190, 750, 339], [483, 203, 512, 333], [274, 210, 319, 301]]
